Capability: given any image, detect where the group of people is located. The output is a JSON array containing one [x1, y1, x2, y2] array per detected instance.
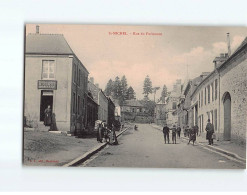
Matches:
[[95, 120, 118, 145], [162, 124, 181, 144], [162, 119, 215, 146]]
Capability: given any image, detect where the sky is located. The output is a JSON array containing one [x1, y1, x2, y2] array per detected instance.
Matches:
[[26, 24, 247, 100]]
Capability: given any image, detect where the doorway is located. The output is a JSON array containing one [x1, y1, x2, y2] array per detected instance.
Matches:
[[40, 90, 53, 121], [223, 92, 231, 140]]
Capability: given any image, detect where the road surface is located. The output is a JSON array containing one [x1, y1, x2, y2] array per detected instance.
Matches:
[[79, 124, 244, 169]]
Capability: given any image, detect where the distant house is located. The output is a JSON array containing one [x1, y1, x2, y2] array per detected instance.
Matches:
[[121, 99, 146, 113], [24, 26, 89, 134]]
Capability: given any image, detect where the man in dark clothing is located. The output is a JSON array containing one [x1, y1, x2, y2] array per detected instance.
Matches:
[[44, 105, 52, 126], [171, 125, 177, 144], [163, 124, 170, 144], [205, 119, 214, 145], [177, 125, 181, 138]]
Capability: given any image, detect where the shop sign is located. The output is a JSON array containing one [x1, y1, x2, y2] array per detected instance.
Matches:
[[38, 80, 57, 90]]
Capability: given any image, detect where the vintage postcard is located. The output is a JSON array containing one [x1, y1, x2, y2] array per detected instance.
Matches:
[[23, 24, 246, 168]]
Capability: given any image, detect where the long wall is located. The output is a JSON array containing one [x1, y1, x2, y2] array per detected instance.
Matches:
[[219, 51, 247, 143]]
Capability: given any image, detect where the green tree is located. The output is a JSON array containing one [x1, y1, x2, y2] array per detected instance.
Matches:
[[143, 75, 153, 98], [160, 84, 168, 103], [104, 79, 114, 96], [126, 86, 136, 100]]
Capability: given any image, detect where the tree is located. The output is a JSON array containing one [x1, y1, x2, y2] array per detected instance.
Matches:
[[143, 75, 153, 98], [121, 75, 128, 101], [160, 84, 168, 103], [104, 79, 114, 96], [126, 86, 136, 100], [113, 76, 123, 103]]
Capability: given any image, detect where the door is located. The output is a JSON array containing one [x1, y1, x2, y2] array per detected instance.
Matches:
[[223, 92, 231, 140], [40, 90, 53, 121]]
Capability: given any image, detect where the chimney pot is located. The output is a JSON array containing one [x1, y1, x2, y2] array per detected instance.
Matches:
[[36, 25, 40, 34]]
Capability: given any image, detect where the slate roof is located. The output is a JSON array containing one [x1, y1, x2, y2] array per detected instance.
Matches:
[[25, 33, 74, 55], [123, 99, 144, 107]]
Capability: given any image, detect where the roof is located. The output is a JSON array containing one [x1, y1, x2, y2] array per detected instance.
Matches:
[[25, 33, 74, 55], [123, 99, 144, 107]]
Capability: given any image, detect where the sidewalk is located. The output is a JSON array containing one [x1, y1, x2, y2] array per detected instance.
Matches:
[[24, 126, 131, 167], [151, 123, 246, 162]]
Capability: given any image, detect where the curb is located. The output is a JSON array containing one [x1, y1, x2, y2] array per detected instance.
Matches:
[[62, 126, 131, 167], [151, 124, 246, 165], [181, 136, 246, 164]]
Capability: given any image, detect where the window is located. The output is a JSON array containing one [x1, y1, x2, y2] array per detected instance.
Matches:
[[201, 91, 203, 107], [78, 69, 81, 86], [73, 64, 77, 83], [172, 102, 177, 109], [211, 83, 214, 102], [77, 95, 80, 114], [199, 93, 201, 108], [214, 109, 217, 131], [207, 85, 210, 104], [42, 60, 55, 79], [204, 88, 207, 105], [215, 79, 218, 100], [73, 92, 76, 114]]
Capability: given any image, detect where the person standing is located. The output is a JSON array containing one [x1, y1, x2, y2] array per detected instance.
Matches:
[[163, 124, 170, 144], [49, 113, 58, 131], [171, 125, 177, 144], [177, 125, 181, 138], [205, 119, 214, 145], [44, 105, 52, 126]]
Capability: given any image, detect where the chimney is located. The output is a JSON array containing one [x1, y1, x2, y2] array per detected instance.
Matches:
[[227, 32, 231, 57], [36, 25, 40, 34], [89, 77, 94, 84]]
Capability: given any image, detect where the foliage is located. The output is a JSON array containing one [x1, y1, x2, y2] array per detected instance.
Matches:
[[143, 75, 153, 98], [126, 86, 136, 100]]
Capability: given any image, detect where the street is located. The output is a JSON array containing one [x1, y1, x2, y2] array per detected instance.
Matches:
[[80, 124, 244, 169]]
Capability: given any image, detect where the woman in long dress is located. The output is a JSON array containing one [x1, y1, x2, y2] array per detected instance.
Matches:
[[44, 105, 52, 126]]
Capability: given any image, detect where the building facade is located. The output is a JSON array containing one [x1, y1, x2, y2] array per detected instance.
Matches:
[[108, 97, 116, 128], [166, 79, 183, 127], [88, 79, 108, 123], [24, 30, 89, 133], [86, 92, 98, 130], [154, 101, 166, 126], [218, 39, 247, 143], [191, 39, 247, 143]]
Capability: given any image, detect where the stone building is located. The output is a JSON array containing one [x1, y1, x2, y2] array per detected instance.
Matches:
[[24, 27, 89, 134], [154, 100, 167, 126], [107, 97, 116, 128], [191, 37, 247, 143], [88, 78, 108, 123], [166, 79, 183, 127], [218, 38, 247, 143], [86, 91, 98, 130]]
